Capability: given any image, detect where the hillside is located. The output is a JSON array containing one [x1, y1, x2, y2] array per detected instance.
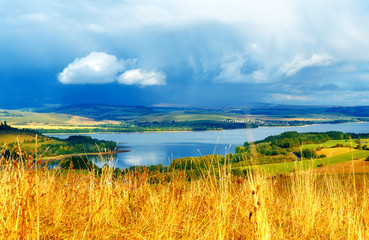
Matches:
[[0, 123, 118, 163], [0, 108, 118, 131], [37, 104, 239, 121], [1, 103, 368, 133], [36, 103, 369, 122], [0, 121, 54, 145]]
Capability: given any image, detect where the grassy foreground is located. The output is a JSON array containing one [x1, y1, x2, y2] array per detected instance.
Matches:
[[1, 156, 369, 239]]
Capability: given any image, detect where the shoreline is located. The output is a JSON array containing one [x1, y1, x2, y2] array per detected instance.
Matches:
[[23, 121, 366, 137], [41, 121, 367, 135], [44, 129, 223, 135]]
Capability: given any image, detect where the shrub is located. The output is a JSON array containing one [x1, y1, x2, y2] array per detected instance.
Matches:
[[332, 143, 344, 148], [235, 145, 246, 153], [231, 168, 252, 177], [60, 156, 98, 170], [317, 162, 325, 168], [294, 148, 317, 159]]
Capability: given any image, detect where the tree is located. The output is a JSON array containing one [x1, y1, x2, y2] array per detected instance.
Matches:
[[294, 148, 317, 159], [235, 146, 246, 153], [302, 148, 317, 159]]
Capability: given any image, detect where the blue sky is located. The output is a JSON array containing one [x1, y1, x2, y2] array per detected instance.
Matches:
[[1, 0, 369, 108]]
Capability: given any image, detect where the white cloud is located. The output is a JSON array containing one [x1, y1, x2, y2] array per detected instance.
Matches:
[[58, 52, 166, 87], [117, 69, 166, 87], [215, 54, 269, 83], [270, 93, 309, 102], [280, 54, 335, 76], [58, 52, 126, 84]]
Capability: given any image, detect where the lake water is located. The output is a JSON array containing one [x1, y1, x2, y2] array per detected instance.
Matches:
[[48, 122, 369, 169]]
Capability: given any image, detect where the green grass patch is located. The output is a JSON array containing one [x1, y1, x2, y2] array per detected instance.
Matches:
[[52, 169, 90, 176], [303, 139, 357, 149], [21, 139, 66, 148], [239, 150, 369, 175]]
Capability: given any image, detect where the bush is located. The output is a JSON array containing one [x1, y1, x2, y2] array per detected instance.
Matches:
[[60, 156, 98, 170], [365, 156, 369, 161], [235, 146, 246, 153], [317, 162, 325, 168], [231, 168, 252, 177], [294, 148, 317, 159], [332, 143, 344, 148]]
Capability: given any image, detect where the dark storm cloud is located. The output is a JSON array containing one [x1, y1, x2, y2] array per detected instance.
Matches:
[[2, 0, 369, 107]]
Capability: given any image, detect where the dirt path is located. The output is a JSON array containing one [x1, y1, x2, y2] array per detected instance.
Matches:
[[311, 158, 369, 174]]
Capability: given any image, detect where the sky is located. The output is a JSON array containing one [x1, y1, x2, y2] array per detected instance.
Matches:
[[1, 0, 369, 108]]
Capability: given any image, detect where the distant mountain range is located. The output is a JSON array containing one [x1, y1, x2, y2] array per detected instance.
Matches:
[[34, 103, 369, 121]]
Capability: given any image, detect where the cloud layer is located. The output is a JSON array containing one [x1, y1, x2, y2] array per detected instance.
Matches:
[[3, 0, 369, 106], [58, 52, 166, 87]]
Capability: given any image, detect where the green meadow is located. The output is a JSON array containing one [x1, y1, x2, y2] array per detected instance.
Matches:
[[302, 139, 369, 149], [246, 150, 369, 175]]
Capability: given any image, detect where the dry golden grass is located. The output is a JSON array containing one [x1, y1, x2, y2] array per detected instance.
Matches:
[[312, 158, 369, 174], [317, 147, 357, 158], [0, 150, 368, 240], [65, 116, 120, 126], [14, 125, 99, 130]]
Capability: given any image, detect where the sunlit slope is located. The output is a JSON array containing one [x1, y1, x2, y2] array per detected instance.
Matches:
[[0, 128, 64, 147], [0, 109, 117, 129]]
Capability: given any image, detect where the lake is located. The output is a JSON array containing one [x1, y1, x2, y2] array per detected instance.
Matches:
[[48, 122, 369, 169]]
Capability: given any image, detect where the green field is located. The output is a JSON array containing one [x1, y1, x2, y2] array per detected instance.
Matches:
[[302, 139, 369, 149], [241, 150, 369, 175]]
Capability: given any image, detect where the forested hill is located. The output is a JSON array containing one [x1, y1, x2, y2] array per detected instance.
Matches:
[[252, 131, 360, 147]]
